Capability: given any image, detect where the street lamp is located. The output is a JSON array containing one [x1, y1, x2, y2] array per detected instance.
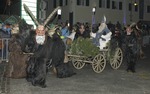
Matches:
[[57, 8, 62, 20], [92, 7, 96, 32], [134, 1, 137, 6], [57, 8, 61, 15], [92, 7, 96, 15], [130, 0, 138, 22]]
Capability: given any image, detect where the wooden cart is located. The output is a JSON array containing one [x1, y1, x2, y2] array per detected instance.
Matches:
[[68, 43, 123, 73]]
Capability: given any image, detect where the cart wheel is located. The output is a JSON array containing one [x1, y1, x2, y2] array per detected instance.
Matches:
[[72, 57, 85, 69], [110, 48, 123, 69], [68, 55, 72, 61], [92, 54, 106, 73]]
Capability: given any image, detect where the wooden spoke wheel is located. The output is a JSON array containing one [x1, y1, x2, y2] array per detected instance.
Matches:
[[110, 48, 123, 69], [92, 54, 106, 73], [72, 57, 85, 69], [68, 55, 72, 61]]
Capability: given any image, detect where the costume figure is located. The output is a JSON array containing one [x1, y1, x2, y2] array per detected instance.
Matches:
[[124, 24, 139, 73], [91, 16, 112, 50], [22, 4, 75, 88]]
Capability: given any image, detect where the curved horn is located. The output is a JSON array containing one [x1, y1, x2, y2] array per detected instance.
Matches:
[[103, 15, 106, 23], [101, 15, 106, 23], [23, 4, 40, 26], [130, 22, 136, 28], [43, 6, 61, 26]]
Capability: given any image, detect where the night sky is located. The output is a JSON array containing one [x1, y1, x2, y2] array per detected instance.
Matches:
[[0, 0, 6, 14]]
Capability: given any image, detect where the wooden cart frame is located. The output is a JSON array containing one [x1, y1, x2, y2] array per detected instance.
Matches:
[[68, 47, 123, 73]]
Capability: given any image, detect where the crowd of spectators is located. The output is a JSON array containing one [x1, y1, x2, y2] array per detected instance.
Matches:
[[0, 20, 150, 61]]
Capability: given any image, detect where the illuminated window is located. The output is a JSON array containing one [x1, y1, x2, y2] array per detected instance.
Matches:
[[21, 0, 37, 28]]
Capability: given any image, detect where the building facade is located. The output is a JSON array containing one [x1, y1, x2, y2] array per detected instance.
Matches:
[[41, 0, 150, 26], [4, 0, 150, 27]]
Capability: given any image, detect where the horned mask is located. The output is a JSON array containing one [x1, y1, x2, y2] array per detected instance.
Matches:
[[23, 4, 61, 45]]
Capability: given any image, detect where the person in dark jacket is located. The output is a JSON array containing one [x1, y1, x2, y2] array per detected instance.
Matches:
[[0, 23, 12, 60], [74, 23, 90, 40], [0, 23, 12, 38]]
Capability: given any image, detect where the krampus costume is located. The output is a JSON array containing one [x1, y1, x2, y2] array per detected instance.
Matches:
[[4, 35, 30, 78], [124, 23, 140, 73], [3, 18, 34, 78], [23, 4, 75, 88]]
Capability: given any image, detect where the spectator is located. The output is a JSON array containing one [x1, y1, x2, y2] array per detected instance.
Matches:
[[0, 23, 12, 38], [60, 22, 70, 48], [60, 22, 70, 63], [116, 21, 122, 30], [74, 23, 90, 40], [0, 23, 12, 61], [107, 21, 115, 34]]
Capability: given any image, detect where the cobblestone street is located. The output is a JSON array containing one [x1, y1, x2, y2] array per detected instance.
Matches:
[[0, 46, 150, 94]]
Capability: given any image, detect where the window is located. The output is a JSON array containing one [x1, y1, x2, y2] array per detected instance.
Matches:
[[99, 0, 105, 8], [76, 0, 89, 6], [135, 5, 138, 12], [53, 0, 56, 8], [99, 0, 102, 8], [147, 6, 150, 13], [102, 0, 105, 8], [129, 3, 132, 11], [21, 0, 37, 28], [59, 0, 67, 6], [77, 0, 80, 5], [119, 2, 122, 10], [81, 0, 84, 5], [112, 1, 116, 9], [107, 0, 110, 9], [59, 0, 63, 6], [66, 0, 68, 5], [86, 0, 89, 6], [139, 0, 144, 19]]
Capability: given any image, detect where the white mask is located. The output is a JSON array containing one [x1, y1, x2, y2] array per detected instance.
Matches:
[[35, 35, 46, 45]]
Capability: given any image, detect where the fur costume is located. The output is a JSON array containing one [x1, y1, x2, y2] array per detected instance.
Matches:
[[4, 35, 29, 78], [21, 4, 76, 88], [26, 56, 47, 88], [124, 25, 140, 73]]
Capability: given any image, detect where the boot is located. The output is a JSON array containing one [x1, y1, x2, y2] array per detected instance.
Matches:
[[130, 62, 136, 73], [126, 61, 131, 72]]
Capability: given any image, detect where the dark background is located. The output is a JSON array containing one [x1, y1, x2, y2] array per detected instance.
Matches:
[[0, 0, 20, 15], [0, 0, 6, 14]]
